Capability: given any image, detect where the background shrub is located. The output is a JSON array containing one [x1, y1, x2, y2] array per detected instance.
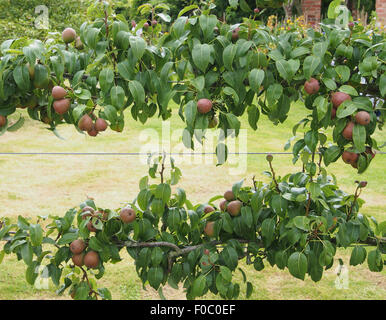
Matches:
[[0, 0, 89, 43]]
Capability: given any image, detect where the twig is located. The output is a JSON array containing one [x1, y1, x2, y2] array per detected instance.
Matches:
[[347, 185, 361, 221], [268, 160, 280, 192]]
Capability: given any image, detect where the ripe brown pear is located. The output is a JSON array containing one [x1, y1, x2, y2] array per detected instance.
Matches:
[[204, 205, 215, 214], [83, 251, 100, 269], [331, 107, 337, 119], [331, 92, 351, 108], [70, 239, 86, 254], [78, 114, 93, 132], [355, 111, 370, 125], [62, 28, 77, 43], [87, 221, 97, 232], [197, 99, 212, 114], [342, 151, 358, 164], [81, 206, 95, 220], [120, 207, 136, 224], [53, 98, 71, 115], [227, 200, 242, 216], [219, 200, 227, 211], [51, 86, 67, 100], [231, 27, 240, 41], [0, 115, 7, 127], [223, 190, 235, 201], [87, 124, 99, 137], [304, 78, 320, 95], [95, 118, 108, 132], [204, 221, 215, 237], [72, 253, 84, 267], [342, 121, 354, 140]]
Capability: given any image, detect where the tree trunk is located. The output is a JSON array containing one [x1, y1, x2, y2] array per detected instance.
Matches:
[[283, 0, 294, 21]]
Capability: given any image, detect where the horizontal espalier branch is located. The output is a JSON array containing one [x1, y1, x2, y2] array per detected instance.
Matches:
[[60, 73, 186, 84], [120, 239, 254, 272]]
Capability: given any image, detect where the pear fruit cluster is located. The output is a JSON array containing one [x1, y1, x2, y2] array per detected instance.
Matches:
[[70, 239, 99, 269], [51, 86, 70, 115], [78, 114, 108, 137], [221, 190, 242, 216], [80, 206, 99, 232]]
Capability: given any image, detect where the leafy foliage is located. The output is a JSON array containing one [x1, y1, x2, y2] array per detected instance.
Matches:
[[0, 0, 89, 44], [0, 155, 385, 300], [0, 1, 385, 300], [0, 1, 384, 173]]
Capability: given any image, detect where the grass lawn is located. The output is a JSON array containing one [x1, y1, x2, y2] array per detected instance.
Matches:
[[0, 101, 385, 300]]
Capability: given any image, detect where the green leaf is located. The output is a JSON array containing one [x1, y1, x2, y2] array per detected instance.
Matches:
[[304, 130, 318, 153], [129, 80, 145, 105], [223, 44, 237, 71], [336, 101, 357, 119], [99, 68, 114, 93], [13, 65, 30, 91], [246, 281, 253, 298], [220, 246, 238, 271], [155, 183, 171, 204], [247, 105, 260, 130], [276, 60, 293, 81], [129, 36, 146, 60], [57, 232, 78, 245], [148, 266, 164, 290], [192, 274, 207, 297], [29, 224, 43, 247], [380, 74, 386, 97], [287, 252, 308, 280], [220, 266, 232, 282], [178, 5, 198, 18], [367, 249, 383, 272], [89, 236, 103, 251], [248, 69, 264, 93], [25, 261, 39, 285], [339, 85, 358, 96], [322, 78, 337, 91], [21, 242, 33, 265], [323, 145, 341, 166], [293, 216, 310, 231], [110, 85, 125, 110], [261, 218, 275, 247], [353, 124, 366, 153], [313, 96, 328, 122], [151, 247, 163, 267], [350, 246, 367, 266], [303, 56, 320, 79], [85, 27, 100, 49], [184, 100, 197, 127], [192, 44, 212, 73], [7, 115, 24, 132], [335, 65, 350, 83], [308, 182, 321, 201], [199, 14, 217, 40], [103, 105, 117, 124]]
